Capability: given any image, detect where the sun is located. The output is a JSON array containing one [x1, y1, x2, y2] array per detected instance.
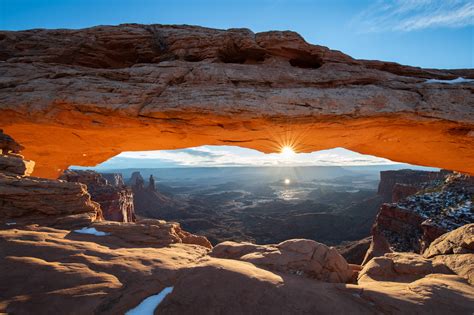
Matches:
[[284, 178, 291, 185], [280, 146, 296, 158]]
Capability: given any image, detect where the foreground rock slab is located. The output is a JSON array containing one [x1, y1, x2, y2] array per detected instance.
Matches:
[[211, 239, 353, 283], [1, 224, 473, 315]]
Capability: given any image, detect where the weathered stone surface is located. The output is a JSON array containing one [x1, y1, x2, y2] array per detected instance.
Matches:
[[432, 254, 474, 284], [0, 154, 34, 176], [371, 171, 473, 254], [60, 170, 136, 223], [0, 25, 473, 177], [358, 252, 452, 283], [1, 225, 474, 314], [361, 231, 393, 265], [423, 223, 474, 258], [211, 239, 353, 283], [0, 173, 102, 228], [88, 219, 212, 249]]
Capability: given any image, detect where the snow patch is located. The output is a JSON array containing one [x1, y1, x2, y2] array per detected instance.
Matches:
[[126, 287, 174, 315], [5, 222, 16, 226], [74, 227, 110, 236], [424, 77, 474, 84]]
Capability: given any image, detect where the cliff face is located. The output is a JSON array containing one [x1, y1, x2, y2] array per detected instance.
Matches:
[[372, 171, 473, 254], [130, 171, 184, 219], [0, 153, 102, 229], [60, 170, 136, 223], [377, 169, 449, 202], [0, 24, 473, 178]]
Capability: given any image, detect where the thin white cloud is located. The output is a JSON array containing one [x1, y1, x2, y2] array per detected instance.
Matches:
[[105, 146, 397, 168], [352, 0, 474, 32]]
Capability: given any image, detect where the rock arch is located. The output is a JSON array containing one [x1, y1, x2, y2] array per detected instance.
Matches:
[[0, 24, 473, 177]]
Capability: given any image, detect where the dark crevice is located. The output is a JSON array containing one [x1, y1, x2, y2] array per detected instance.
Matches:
[[218, 41, 266, 64], [289, 54, 323, 69]]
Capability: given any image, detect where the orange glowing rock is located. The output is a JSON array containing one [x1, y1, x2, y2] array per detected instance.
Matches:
[[0, 24, 472, 177]]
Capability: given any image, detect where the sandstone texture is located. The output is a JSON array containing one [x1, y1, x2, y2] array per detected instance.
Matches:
[[1, 223, 474, 314], [0, 154, 34, 177], [211, 239, 353, 283], [0, 147, 103, 229], [0, 25, 473, 177], [1, 151, 473, 314], [0, 172, 102, 228], [89, 219, 212, 249], [423, 223, 474, 258], [358, 252, 452, 283], [360, 224, 474, 286], [60, 170, 136, 222]]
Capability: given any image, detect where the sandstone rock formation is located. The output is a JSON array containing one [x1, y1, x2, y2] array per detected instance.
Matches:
[[1, 143, 473, 313], [130, 171, 185, 219], [358, 252, 452, 283], [0, 163, 102, 229], [377, 169, 449, 202], [423, 223, 473, 258], [1, 223, 474, 314], [361, 231, 393, 265], [360, 224, 474, 285], [335, 236, 372, 265], [0, 25, 473, 177], [102, 172, 126, 187], [211, 239, 354, 283], [0, 154, 34, 177], [371, 170, 473, 254], [60, 170, 136, 222], [88, 219, 212, 249]]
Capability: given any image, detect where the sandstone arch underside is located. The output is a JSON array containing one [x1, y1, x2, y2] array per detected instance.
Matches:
[[0, 24, 473, 178]]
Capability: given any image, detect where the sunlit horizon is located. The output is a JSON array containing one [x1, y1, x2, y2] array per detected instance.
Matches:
[[73, 146, 408, 170]]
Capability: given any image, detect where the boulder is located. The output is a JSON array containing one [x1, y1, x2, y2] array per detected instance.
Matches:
[[0, 154, 35, 176], [423, 224, 474, 258], [358, 252, 452, 283], [211, 239, 353, 283], [431, 254, 474, 284]]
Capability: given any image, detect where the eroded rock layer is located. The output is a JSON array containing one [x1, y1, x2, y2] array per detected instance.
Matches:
[[0, 24, 473, 177], [60, 170, 136, 223], [370, 171, 473, 255]]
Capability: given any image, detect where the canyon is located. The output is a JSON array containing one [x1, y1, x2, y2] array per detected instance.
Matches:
[[0, 24, 473, 314]]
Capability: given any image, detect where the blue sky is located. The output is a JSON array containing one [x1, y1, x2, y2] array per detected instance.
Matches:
[[2, 0, 472, 168]]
